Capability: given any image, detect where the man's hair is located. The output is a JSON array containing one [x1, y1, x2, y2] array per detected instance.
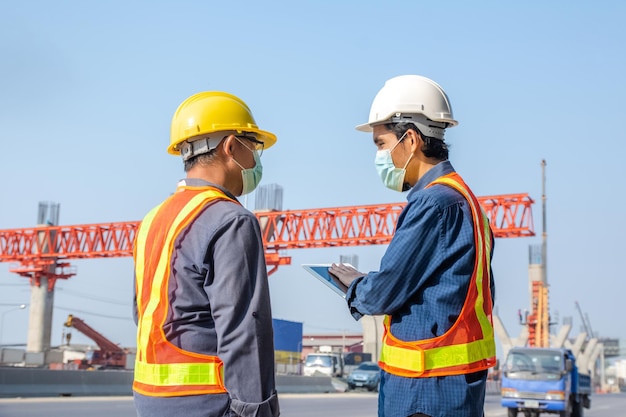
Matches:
[[183, 149, 218, 172], [386, 122, 449, 161]]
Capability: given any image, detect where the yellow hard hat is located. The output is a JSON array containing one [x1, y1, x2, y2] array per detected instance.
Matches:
[[168, 91, 277, 156]]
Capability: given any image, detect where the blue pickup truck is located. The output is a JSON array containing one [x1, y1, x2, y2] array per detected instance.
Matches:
[[501, 347, 591, 417]]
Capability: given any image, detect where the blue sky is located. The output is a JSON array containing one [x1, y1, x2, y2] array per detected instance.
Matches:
[[0, 1, 624, 357]]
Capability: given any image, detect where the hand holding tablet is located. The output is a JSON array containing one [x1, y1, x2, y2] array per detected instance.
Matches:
[[302, 263, 365, 298]]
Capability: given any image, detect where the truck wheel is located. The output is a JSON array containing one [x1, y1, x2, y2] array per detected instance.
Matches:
[[572, 400, 583, 417], [507, 408, 517, 417]]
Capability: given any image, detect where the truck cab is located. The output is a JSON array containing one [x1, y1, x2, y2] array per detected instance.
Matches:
[[501, 347, 591, 417], [302, 352, 344, 377]]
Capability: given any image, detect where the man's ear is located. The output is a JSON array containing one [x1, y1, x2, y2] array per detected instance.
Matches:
[[221, 134, 237, 157], [406, 128, 422, 152]]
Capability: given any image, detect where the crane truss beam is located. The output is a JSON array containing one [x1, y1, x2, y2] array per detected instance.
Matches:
[[0, 194, 534, 278], [259, 193, 534, 252]]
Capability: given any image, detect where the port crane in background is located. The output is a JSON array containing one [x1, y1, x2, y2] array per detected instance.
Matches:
[[63, 314, 127, 369], [575, 300, 595, 339], [0, 193, 535, 285]]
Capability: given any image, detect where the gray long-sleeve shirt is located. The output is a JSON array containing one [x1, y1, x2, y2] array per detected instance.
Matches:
[[133, 178, 279, 417]]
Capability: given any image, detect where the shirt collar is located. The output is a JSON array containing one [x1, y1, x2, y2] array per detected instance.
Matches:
[[176, 178, 239, 201], [407, 160, 456, 198]]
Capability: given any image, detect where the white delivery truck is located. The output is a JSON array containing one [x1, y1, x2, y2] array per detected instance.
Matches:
[[303, 346, 344, 377]]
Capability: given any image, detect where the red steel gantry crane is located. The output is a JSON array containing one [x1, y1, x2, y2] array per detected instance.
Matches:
[[0, 193, 534, 287]]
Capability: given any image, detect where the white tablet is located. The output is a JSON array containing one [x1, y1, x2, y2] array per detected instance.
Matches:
[[302, 264, 352, 298]]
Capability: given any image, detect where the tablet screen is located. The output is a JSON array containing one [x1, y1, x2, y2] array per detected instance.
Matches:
[[302, 264, 352, 298]]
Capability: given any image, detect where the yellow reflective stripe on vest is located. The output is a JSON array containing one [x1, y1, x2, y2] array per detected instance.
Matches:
[[134, 360, 222, 387], [134, 205, 159, 360], [135, 189, 228, 361], [434, 177, 494, 341], [380, 342, 425, 375], [380, 338, 495, 374], [435, 178, 493, 339]]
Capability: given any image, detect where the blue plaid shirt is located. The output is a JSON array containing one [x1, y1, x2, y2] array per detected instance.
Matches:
[[346, 161, 495, 417]]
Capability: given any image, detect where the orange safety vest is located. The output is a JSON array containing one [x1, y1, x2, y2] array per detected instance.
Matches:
[[379, 172, 496, 378], [133, 185, 238, 397]]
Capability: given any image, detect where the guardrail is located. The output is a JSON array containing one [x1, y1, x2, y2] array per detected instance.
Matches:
[[0, 368, 336, 397]]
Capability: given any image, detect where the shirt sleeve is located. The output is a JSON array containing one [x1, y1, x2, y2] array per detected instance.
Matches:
[[347, 192, 474, 321], [206, 212, 279, 417]]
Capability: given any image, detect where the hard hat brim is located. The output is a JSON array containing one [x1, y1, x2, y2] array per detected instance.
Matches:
[[355, 122, 373, 133]]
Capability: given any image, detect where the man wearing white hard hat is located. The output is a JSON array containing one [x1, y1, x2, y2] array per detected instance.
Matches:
[[330, 75, 496, 417]]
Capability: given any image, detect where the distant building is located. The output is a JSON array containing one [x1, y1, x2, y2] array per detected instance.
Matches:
[[302, 333, 363, 358]]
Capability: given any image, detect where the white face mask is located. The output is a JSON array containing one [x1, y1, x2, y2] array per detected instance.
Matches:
[[232, 137, 263, 195], [374, 132, 413, 192]]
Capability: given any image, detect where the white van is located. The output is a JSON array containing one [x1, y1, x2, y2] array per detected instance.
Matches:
[[302, 353, 344, 377]]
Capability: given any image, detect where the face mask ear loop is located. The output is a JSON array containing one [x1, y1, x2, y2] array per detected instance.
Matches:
[[232, 157, 245, 171], [401, 152, 414, 170], [230, 135, 255, 171], [389, 131, 408, 156], [393, 131, 412, 170]]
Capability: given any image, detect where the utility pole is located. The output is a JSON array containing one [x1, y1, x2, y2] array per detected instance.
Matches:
[[541, 159, 548, 285], [539, 160, 549, 346], [528, 160, 550, 347]]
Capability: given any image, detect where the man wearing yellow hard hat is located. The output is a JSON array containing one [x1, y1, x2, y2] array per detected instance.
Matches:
[[133, 91, 280, 417]]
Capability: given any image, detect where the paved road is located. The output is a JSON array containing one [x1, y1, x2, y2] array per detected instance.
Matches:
[[0, 392, 624, 417]]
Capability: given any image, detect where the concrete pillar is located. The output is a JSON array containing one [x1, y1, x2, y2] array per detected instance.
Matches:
[[26, 278, 54, 353], [588, 343, 604, 386], [493, 314, 513, 360], [515, 327, 529, 348], [551, 323, 571, 348], [599, 345, 606, 390], [26, 226, 57, 355], [361, 315, 384, 361], [578, 338, 598, 375], [567, 332, 587, 357]]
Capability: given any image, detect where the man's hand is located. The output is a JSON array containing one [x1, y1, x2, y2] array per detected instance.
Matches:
[[328, 263, 364, 291]]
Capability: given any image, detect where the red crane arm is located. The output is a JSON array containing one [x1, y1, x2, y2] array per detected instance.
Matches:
[[0, 221, 137, 262], [0, 194, 534, 279], [64, 314, 124, 353], [259, 192, 534, 250]]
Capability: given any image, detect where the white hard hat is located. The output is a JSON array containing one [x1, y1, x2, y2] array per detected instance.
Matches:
[[355, 75, 458, 140]]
